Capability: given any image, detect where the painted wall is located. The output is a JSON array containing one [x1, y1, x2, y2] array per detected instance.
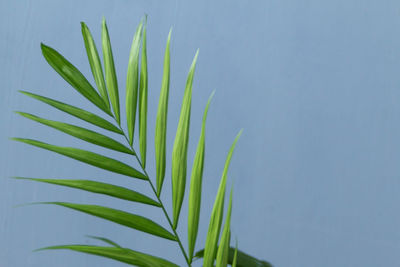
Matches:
[[1, 0, 400, 266]]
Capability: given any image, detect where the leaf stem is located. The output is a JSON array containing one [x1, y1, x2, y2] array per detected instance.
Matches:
[[116, 123, 192, 267]]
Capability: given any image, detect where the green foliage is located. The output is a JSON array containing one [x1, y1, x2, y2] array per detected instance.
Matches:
[[15, 17, 271, 267]]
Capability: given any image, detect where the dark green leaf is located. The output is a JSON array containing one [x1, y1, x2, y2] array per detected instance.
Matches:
[[15, 177, 160, 207], [37, 245, 179, 267], [16, 112, 132, 155], [12, 138, 146, 179], [19, 91, 122, 134], [41, 43, 110, 115], [43, 202, 176, 241], [171, 50, 199, 229]]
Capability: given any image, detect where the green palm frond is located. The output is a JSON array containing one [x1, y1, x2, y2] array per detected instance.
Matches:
[[15, 17, 270, 267]]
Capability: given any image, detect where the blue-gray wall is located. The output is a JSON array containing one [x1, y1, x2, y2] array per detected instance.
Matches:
[[2, 0, 400, 266]]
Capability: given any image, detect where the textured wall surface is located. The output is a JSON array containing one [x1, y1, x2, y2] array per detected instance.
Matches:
[[2, 0, 400, 266]]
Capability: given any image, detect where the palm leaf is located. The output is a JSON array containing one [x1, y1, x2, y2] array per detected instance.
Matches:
[[12, 138, 146, 179], [41, 43, 110, 115], [14, 177, 160, 207], [139, 18, 148, 168], [126, 20, 143, 145], [187, 91, 214, 261], [15, 17, 270, 267], [155, 29, 172, 195], [19, 91, 122, 134], [216, 189, 233, 267], [203, 130, 242, 267], [81, 22, 110, 109], [36, 245, 179, 267], [171, 50, 199, 229], [86, 235, 121, 247], [42, 202, 176, 241], [102, 18, 121, 123], [16, 112, 132, 155]]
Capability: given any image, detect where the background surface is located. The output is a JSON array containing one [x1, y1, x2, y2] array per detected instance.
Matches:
[[2, 0, 400, 266]]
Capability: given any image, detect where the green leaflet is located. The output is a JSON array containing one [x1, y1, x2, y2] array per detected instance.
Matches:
[[232, 242, 238, 267], [187, 91, 214, 262], [16, 112, 133, 155], [86, 235, 121, 248], [81, 22, 110, 109], [171, 50, 199, 229], [102, 18, 121, 124], [42, 202, 176, 241], [203, 130, 242, 267], [195, 247, 273, 267], [19, 91, 122, 134], [41, 43, 110, 115], [216, 189, 233, 267], [15, 177, 160, 207], [126, 20, 143, 145], [36, 245, 179, 267], [12, 138, 146, 180], [139, 18, 148, 168], [155, 29, 171, 196]]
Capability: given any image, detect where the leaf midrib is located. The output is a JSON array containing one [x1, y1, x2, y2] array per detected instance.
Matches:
[[113, 121, 192, 267]]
